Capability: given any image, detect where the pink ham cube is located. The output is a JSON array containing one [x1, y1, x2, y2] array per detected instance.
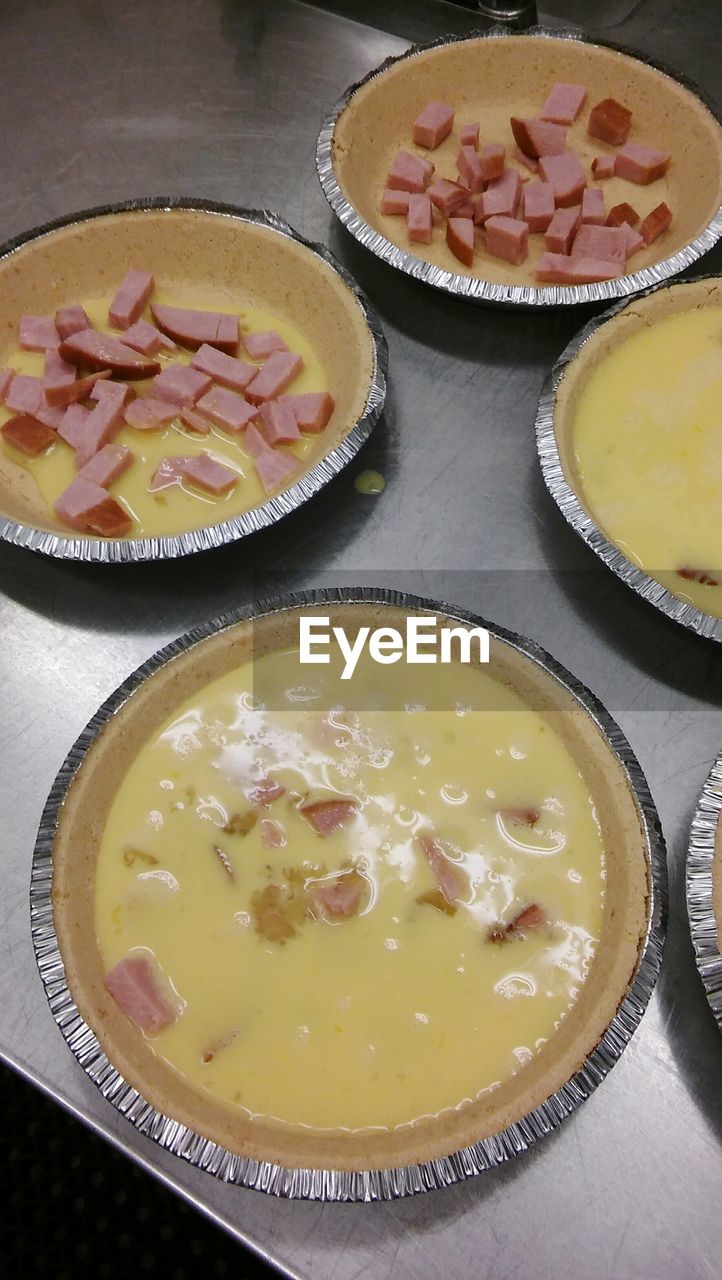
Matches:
[[412, 102, 454, 150], [476, 169, 522, 223], [243, 330, 289, 360], [260, 399, 302, 445], [254, 446, 300, 495], [581, 188, 606, 225], [196, 385, 259, 433], [623, 223, 645, 257], [91, 380, 130, 405], [510, 118, 567, 159], [179, 406, 211, 434], [544, 207, 581, 254], [121, 319, 171, 356], [484, 215, 529, 265], [180, 454, 238, 495], [43, 350, 76, 405], [280, 391, 335, 434], [246, 351, 304, 404], [514, 147, 539, 175], [57, 404, 91, 449], [380, 188, 411, 216], [387, 150, 434, 194], [19, 315, 60, 352], [104, 954, 176, 1033], [457, 145, 484, 193], [591, 155, 615, 180], [428, 179, 469, 218], [538, 152, 586, 207], [152, 365, 211, 406], [535, 253, 621, 284], [540, 82, 586, 125], [243, 423, 268, 458], [614, 142, 671, 184], [108, 269, 154, 329], [75, 395, 126, 467], [459, 122, 480, 148], [142, 397, 180, 425], [479, 144, 505, 182], [572, 223, 627, 265], [5, 373, 41, 416], [407, 193, 432, 244], [54, 476, 131, 536], [77, 443, 133, 487], [446, 217, 475, 267], [55, 306, 90, 340], [521, 181, 555, 232], [190, 344, 255, 391]]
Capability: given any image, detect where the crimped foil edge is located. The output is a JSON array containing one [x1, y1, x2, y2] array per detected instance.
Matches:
[[315, 25, 722, 309], [687, 754, 722, 1024], [30, 585, 667, 1201], [535, 272, 722, 643], [0, 198, 388, 562]]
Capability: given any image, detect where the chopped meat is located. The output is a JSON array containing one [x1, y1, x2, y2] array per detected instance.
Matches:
[[124, 399, 168, 431], [581, 188, 605, 225], [54, 476, 131, 536], [591, 155, 615, 180], [510, 117, 567, 159], [196, 385, 259, 433], [179, 405, 212, 434], [243, 422, 268, 458], [614, 142, 670, 184], [476, 169, 522, 222], [485, 215, 529, 265], [247, 777, 286, 807], [413, 101, 454, 150], [509, 903, 547, 933], [279, 391, 334, 434], [261, 818, 286, 848], [428, 179, 470, 218], [587, 98, 633, 146], [622, 223, 645, 257], [416, 888, 457, 917], [454, 198, 475, 219], [446, 217, 475, 267], [190, 343, 255, 390], [1, 415, 56, 457], [152, 365, 212, 406], [259, 398, 302, 446], [521, 180, 555, 232], [5, 373, 41, 416], [42, 349, 76, 405], [142, 397, 181, 425], [479, 143, 506, 182], [417, 832, 465, 905], [544, 207, 581, 254], [514, 147, 539, 175], [59, 329, 160, 378], [572, 222, 628, 264], [75, 395, 126, 467], [57, 404, 91, 448], [91, 379, 130, 405], [300, 798, 357, 835], [459, 122, 479, 148], [108, 269, 154, 329], [55, 305, 90, 340], [540, 82, 586, 125], [607, 201, 639, 227], [77, 442, 133, 487], [499, 807, 540, 826], [180, 453, 238, 495], [407, 192, 433, 244], [121, 319, 173, 356], [307, 866, 366, 919], [46, 368, 112, 408], [253, 443, 300, 494], [245, 351, 304, 404], [150, 304, 239, 354], [243, 330, 289, 360], [380, 188, 411, 216], [251, 884, 296, 942], [538, 152, 586, 207], [19, 315, 61, 352], [639, 201, 672, 244], [457, 145, 485, 193], [536, 253, 621, 283], [104, 953, 177, 1033], [387, 149, 434, 194]]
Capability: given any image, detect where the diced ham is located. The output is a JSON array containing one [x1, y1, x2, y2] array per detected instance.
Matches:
[[42, 349, 76, 405], [479, 143, 506, 182], [247, 777, 286, 808], [407, 193, 432, 244], [19, 315, 60, 352], [190, 343, 255, 390], [196, 385, 259, 433], [591, 155, 615, 180], [279, 391, 334, 434], [454, 199, 475, 219], [54, 476, 131, 536], [544, 207, 581, 253], [417, 832, 465, 905], [413, 101, 454, 150], [91, 379, 130, 405], [485, 215, 528, 265], [243, 330, 289, 360], [380, 188, 411, 216], [77, 443, 133, 487], [588, 98, 632, 146], [607, 201, 639, 227], [521, 180, 555, 232], [243, 422, 267, 458], [261, 819, 286, 848], [535, 252, 621, 283], [259, 399, 302, 446], [149, 456, 188, 491], [614, 142, 671, 184], [387, 150, 434, 194], [142, 397, 180, 425], [59, 329, 160, 379], [57, 404, 91, 448], [104, 953, 177, 1033], [509, 902, 547, 933], [1, 414, 56, 457], [308, 867, 366, 919], [538, 152, 586, 207], [623, 223, 645, 257], [150, 304, 239, 354], [639, 201, 672, 245], [300, 798, 357, 836], [446, 217, 475, 267], [254, 443, 299, 494], [108, 269, 154, 329], [457, 145, 485, 193], [121, 319, 174, 356], [55, 306, 90, 340], [514, 147, 539, 175], [152, 365, 211, 406], [124, 399, 162, 431], [572, 223, 628, 265], [428, 179, 469, 218], [46, 368, 112, 408], [476, 169, 522, 222], [180, 453, 238, 495], [75, 395, 127, 467], [35, 397, 65, 431], [5, 373, 41, 416], [459, 122, 479, 148], [581, 188, 605, 225], [245, 351, 304, 404], [179, 405, 211, 434], [510, 117, 567, 159], [540, 82, 586, 125]]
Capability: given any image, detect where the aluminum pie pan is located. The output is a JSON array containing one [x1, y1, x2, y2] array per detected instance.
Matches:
[[536, 272, 722, 643], [687, 753, 722, 1026], [316, 25, 722, 309], [30, 585, 667, 1201], [0, 197, 388, 563]]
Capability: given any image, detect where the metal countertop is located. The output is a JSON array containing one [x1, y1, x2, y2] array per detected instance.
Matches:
[[1, 1, 722, 1277]]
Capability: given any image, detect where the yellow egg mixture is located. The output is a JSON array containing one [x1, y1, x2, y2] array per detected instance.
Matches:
[[95, 646, 605, 1132], [572, 305, 722, 617], [0, 288, 328, 537]]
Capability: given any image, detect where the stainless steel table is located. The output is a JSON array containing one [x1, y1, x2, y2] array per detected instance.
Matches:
[[2, 2, 722, 1276]]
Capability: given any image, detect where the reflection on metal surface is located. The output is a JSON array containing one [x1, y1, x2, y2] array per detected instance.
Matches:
[[0, 199, 388, 564], [535, 273, 722, 644], [30, 586, 667, 1201], [316, 26, 722, 309], [688, 755, 722, 1028]]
